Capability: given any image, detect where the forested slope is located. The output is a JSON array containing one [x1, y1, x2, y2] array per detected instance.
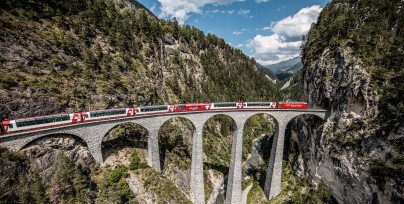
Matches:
[[0, 0, 280, 120]]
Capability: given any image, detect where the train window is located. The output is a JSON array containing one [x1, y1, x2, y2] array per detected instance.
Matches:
[[16, 120, 29, 127], [90, 109, 126, 118], [178, 105, 186, 109], [15, 114, 71, 127], [140, 106, 168, 112], [214, 103, 236, 107], [27, 120, 35, 126], [8, 124, 13, 129], [52, 115, 70, 122], [248, 102, 272, 106], [35, 118, 45, 124]]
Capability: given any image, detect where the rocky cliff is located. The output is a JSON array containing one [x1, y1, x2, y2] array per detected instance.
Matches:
[[295, 0, 403, 203]]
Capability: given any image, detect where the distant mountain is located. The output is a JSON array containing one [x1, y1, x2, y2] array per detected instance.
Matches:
[[266, 57, 301, 73], [257, 63, 278, 84], [263, 57, 303, 82], [275, 61, 303, 81]]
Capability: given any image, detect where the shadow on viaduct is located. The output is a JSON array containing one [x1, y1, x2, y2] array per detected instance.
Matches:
[[0, 109, 326, 204]]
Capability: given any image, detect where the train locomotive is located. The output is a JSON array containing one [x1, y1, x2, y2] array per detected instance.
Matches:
[[0, 102, 308, 135]]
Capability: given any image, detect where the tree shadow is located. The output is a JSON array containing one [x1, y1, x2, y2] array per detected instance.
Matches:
[[244, 133, 274, 190], [159, 135, 191, 170], [204, 162, 230, 201], [204, 162, 229, 175], [102, 124, 148, 159]]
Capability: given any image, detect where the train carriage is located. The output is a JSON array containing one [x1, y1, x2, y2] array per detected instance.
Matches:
[[2, 113, 81, 134], [277, 102, 308, 109], [84, 108, 134, 122], [135, 105, 172, 115], [210, 102, 243, 110], [243, 102, 277, 109], [174, 103, 210, 112]]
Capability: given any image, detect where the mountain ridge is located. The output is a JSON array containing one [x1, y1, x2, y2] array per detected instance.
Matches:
[[266, 56, 301, 73]]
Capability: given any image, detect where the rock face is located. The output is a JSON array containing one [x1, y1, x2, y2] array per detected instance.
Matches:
[[0, 135, 96, 203], [295, 1, 404, 203], [22, 136, 95, 180]]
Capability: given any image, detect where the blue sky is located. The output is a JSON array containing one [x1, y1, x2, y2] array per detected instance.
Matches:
[[137, 0, 330, 65]]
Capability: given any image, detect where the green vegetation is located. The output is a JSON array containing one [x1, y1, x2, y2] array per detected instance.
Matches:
[[242, 114, 274, 160], [18, 172, 47, 204], [138, 168, 192, 204], [129, 151, 147, 170], [0, 147, 25, 162], [242, 177, 254, 190], [159, 118, 193, 170], [204, 170, 214, 200], [247, 158, 337, 204], [102, 123, 148, 158], [334, 132, 361, 149], [48, 152, 94, 203], [302, 0, 404, 128], [0, 149, 95, 204], [0, 0, 280, 120], [279, 69, 304, 101], [371, 155, 404, 180], [203, 115, 234, 167], [96, 165, 135, 203]]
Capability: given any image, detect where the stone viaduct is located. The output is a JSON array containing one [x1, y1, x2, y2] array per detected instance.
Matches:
[[0, 109, 326, 204]]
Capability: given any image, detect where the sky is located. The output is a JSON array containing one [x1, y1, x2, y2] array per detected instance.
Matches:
[[137, 0, 330, 65]]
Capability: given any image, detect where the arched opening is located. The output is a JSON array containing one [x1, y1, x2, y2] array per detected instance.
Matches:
[[242, 113, 277, 203], [19, 134, 97, 203], [101, 123, 148, 166], [22, 133, 94, 168], [283, 114, 325, 174], [202, 114, 236, 203], [157, 117, 195, 195], [272, 114, 335, 203]]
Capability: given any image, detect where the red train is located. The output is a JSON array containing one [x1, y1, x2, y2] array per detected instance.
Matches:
[[0, 102, 308, 135]]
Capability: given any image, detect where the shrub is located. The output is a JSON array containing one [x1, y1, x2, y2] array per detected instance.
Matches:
[[128, 151, 147, 170]]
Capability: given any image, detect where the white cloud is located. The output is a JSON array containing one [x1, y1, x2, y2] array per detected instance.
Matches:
[[150, 4, 157, 12], [158, 0, 242, 24], [205, 9, 234, 17], [222, 10, 234, 14], [236, 44, 244, 48], [261, 21, 275, 30], [255, 0, 270, 3], [247, 5, 322, 65], [204, 9, 220, 17], [232, 28, 249, 35], [247, 34, 301, 64], [238, 9, 250, 15], [238, 9, 252, 18], [272, 5, 322, 41]]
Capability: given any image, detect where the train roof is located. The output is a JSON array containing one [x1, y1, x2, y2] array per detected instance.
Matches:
[[177, 103, 209, 106], [278, 102, 308, 104]]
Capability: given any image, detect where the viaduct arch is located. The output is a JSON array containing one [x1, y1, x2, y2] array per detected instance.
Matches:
[[0, 109, 326, 204]]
